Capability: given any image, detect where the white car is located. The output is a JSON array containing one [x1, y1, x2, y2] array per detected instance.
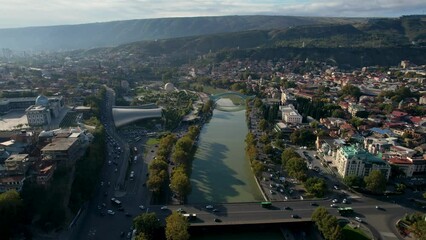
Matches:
[[107, 210, 115, 215], [161, 206, 168, 210], [139, 205, 145, 210], [332, 199, 338, 203], [206, 205, 214, 209], [355, 217, 362, 223], [330, 204, 338, 208]]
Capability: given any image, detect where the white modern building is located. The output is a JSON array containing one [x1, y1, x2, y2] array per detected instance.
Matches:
[[25, 95, 64, 127], [26, 105, 51, 126], [281, 104, 302, 124]]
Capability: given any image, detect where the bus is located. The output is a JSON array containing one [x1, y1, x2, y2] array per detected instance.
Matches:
[[338, 207, 353, 215], [261, 201, 272, 208]]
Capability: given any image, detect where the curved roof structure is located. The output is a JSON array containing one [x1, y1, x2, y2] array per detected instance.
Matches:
[[112, 107, 162, 127], [35, 95, 49, 106]]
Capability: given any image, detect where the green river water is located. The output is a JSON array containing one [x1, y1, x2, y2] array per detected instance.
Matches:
[[188, 103, 263, 203]]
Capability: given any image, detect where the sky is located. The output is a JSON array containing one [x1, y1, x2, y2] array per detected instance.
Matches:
[[0, 0, 425, 29]]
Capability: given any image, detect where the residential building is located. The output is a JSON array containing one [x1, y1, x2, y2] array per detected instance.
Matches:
[[4, 154, 30, 174], [0, 175, 25, 193], [387, 157, 415, 177], [335, 145, 391, 180], [36, 163, 56, 186], [41, 137, 81, 167], [363, 137, 397, 155]]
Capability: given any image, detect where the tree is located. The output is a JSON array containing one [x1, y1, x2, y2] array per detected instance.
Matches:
[[135, 232, 149, 240], [285, 157, 308, 181], [133, 213, 161, 240], [364, 170, 387, 194], [176, 137, 193, 152], [339, 84, 361, 100], [0, 190, 23, 239], [290, 129, 315, 146], [251, 160, 265, 177], [170, 168, 191, 200], [165, 212, 190, 240], [263, 144, 273, 155], [395, 183, 406, 193], [281, 148, 300, 166], [331, 109, 345, 118], [422, 192, 426, 199], [304, 177, 327, 197], [343, 175, 364, 187], [312, 207, 328, 223], [259, 119, 268, 131], [172, 148, 188, 166]]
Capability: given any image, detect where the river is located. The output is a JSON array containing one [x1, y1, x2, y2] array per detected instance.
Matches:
[[188, 99, 263, 203]]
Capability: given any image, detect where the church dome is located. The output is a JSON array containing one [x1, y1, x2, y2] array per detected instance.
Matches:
[[35, 95, 49, 106]]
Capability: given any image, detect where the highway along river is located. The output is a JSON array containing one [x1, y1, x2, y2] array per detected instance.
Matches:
[[188, 98, 263, 203]]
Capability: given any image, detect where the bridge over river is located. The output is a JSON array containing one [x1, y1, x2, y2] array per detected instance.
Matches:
[[151, 199, 406, 240]]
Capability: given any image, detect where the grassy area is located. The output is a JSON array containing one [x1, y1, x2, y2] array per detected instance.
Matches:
[[200, 85, 227, 95], [342, 225, 371, 240], [146, 137, 160, 146]]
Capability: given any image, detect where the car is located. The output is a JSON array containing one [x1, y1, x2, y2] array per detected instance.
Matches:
[[139, 205, 145, 210], [355, 217, 362, 223], [214, 218, 222, 222], [115, 168, 118, 172], [161, 206, 168, 210], [120, 231, 125, 238], [291, 214, 300, 219], [375, 205, 381, 209], [118, 207, 124, 212], [97, 205, 101, 210], [310, 202, 318, 206], [206, 205, 214, 209], [330, 204, 338, 208], [212, 209, 219, 212], [332, 199, 339, 203], [107, 210, 115, 215], [176, 208, 184, 213], [125, 212, 132, 217], [284, 206, 292, 210], [342, 199, 347, 204]]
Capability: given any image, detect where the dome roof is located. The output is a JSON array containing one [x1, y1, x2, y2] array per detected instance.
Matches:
[[164, 83, 175, 92], [35, 95, 49, 106]]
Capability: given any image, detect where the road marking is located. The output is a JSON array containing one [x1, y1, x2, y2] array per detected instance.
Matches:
[[381, 232, 397, 238]]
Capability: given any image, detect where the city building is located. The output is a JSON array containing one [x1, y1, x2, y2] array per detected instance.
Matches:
[[41, 137, 81, 167], [4, 154, 30, 174], [281, 104, 302, 124], [335, 145, 391, 180], [36, 163, 56, 186], [0, 175, 25, 193], [26, 105, 52, 127], [25, 95, 64, 127]]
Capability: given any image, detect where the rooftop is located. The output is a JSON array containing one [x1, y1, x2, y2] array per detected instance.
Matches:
[[41, 137, 79, 152], [340, 145, 385, 164]]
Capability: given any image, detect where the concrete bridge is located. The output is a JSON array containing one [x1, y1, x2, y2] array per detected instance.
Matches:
[[209, 92, 255, 102]]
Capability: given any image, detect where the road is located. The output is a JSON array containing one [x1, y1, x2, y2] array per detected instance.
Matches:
[[154, 197, 408, 239], [68, 87, 157, 240]]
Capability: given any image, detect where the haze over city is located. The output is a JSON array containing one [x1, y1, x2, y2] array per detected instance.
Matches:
[[0, 0, 425, 28]]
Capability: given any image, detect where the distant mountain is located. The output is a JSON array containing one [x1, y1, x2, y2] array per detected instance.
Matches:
[[0, 15, 366, 51], [70, 16, 426, 68]]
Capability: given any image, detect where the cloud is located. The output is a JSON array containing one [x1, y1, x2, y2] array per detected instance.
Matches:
[[0, 0, 424, 28]]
